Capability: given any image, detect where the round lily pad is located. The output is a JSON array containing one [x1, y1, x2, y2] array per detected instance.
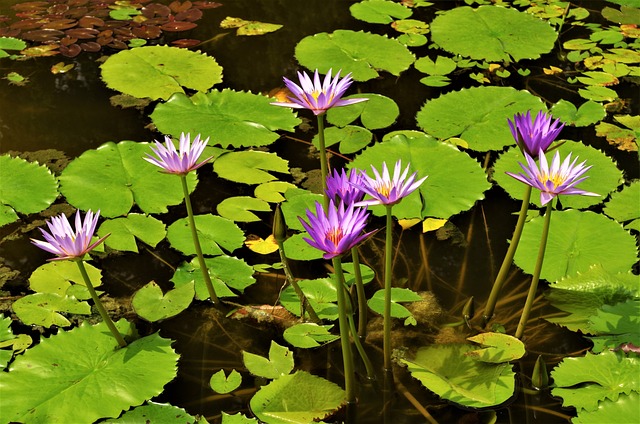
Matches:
[[100, 45, 222, 100], [326, 93, 399, 130], [166, 214, 245, 256], [416, 86, 546, 151], [349, 0, 412, 24], [430, 6, 558, 62]]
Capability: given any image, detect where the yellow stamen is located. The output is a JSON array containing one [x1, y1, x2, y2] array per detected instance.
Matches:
[[327, 227, 343, 245], [376, 182, 392, 198]]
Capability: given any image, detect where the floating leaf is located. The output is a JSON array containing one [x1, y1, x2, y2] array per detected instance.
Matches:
[[573, 392, 640, 424], [550, 100, 607, 127], [604, 181, 640, 229], [217, 196, 271, 222], [250, 371, 345, 424], [295, 30, 415, 82], [151, 90, 300, 148], [243, 341, 294, 379], [414, 55, 456, 75], [349, 0, 412, 24], [98, 214, 166, 252], [210, 369, 242, 394], [551, 350, 640, 412], [29, 260, 102, 297], [578, 85, 618, 102], [350, 133, 491, 219], [220, 17, 282, 35], [0, 321, 178, 424], [167, 214, 244, 256], [244, 234, 279, 254], [214, 151, 289, 185], [587, 300, 640, 352], [367, 288, 422, 325], [401, 344, 515, 408], [0, 155, 58, 227], [100, 46, 222, 100], [282, 232, 324, 261], [577, 71, 619, 86], [514, 210, 638, 283], [280, 278, 338, 320], [105, 402, 197, 423], [254, 181, 297, 203], [430, 6, 557, 62], [392, 19, 429, 34], [466, 333, 526, 363], [416, 86, 546, 151], [283, 323, 339, 348], [312, 125, 372, 154], [325, 93, 399, 130], [132, 281, 194, 322], [221, 412, 259, 424], [59, 141, 197, 218], [595, 121, 638, 152], [0, 36, 27, 57], [12, 293, 91, 328], [280, 189, 324, 231]]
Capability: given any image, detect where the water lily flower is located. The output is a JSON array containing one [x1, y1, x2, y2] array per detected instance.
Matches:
[[326, 168, 366, 205], [31, 209, 108, 261], [271, 68, 368, 115], [354, 160, 428, 207], [299, 200, 374, 260], [506, 149, 599, 205], [508, 111, 564, 157], [144, 132, 212, 175]]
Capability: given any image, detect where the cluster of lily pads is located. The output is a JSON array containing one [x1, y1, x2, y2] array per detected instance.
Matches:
[[0, 0, 638, 423]]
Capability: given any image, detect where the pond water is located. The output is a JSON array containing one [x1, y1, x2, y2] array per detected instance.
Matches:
[[0, 0, 638, 423]]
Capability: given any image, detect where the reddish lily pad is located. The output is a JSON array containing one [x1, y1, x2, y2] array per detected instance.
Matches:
[[161, 21, 197, 32]]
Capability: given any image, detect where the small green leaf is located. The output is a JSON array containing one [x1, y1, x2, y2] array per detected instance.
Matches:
[[98, 214, 166, 252], [578, 85, 618, 102], [283, 323, 339, 348], [466, 332, 526, 363], [217, 196, 271, 222], [166, 214, 244, 256], [312, 125, 372, 154], [414, 56, 457, 75], [350, 0, 412, 24], [280, 278, 338, 321], [604, 181, 640, 225], [243, 341, 294, 379], [220, 17, 282, 36], [550, 100, 607, 127], [172, 255, 255, 300], [367, 288, 422, 325], [326, 93, 400, 130], [12, 293, 91, 328], [132, 281, 194, 322], [254, 181, 297, 203], [210, 369, 242, 394], [214, 151, 289, 184]]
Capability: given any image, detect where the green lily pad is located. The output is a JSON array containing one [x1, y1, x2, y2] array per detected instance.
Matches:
[[220, 17, 282, 36], [392, 19, 429, 35], [12, 293, 91, 328], [249, 370, 345, 424], [0, 155, 58, 227], [414, 55, 457, 76], [280, 278, 338, 321], [326, 93, 399, 130], [243, 341, 294, 379], [105, 402, 197, 423], [254, 181, 297, 203], [171, 255, 256, 300], [350, 133, 491, 219], [573, 392, 640, 424], [0, 320, 178, 424], [166, 214, 244, 256], [312, 125, 372, 154], [602, 5, 640, 25], [100, 46, 222, 100], [551, 350, 639, 412], [217, 196, 271, 222], [514, 210, 638, 283], [493, 141, 622, 210], [430, 6, 557, 62], [214, 150, 289, 184], [397, 33, 427, 47], [283, 323, 339, 348], [210, 369, 242, 394], [282, 232, 325, 261], [280, 189, 324, 231], [578, 85, 618, 102], [29, 260, 102, 297], [0, 36, 27, 58], [132, 281, 194, 322], [222, 412, 259, 423], [295, 30, 415, 82], [587, 300, 640, 352], [367, 288, 422, 325], [595, 121, 638, 152], [350, 0, 412, 24], [59, 141, 197, 218], [550, 100, 607, 127], [401, 343, 515, 408], [0, 317, 32, 368], [604, 181, 640, 229], [98, 214, 166, 252], [466, 332, 526, 363], [416, 86, 546, 151], [151, 90, 301, 148]]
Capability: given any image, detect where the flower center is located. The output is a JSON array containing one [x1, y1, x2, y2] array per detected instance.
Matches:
[[539, 172, 564, 189], [375, 182, 392, 198], [327, 227, 343, 246]]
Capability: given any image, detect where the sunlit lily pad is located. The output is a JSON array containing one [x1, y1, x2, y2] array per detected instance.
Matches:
[[254, 181, 297, 203], [243, 341, 294, 379], [604, 181, 640, 230], [132, 281, 194, 322], [573, 392, 640, 424], [326, 93, 399, 130], [151, 90, 300, 148], [98, 214, 166, 252], [220, 17, 282, 35], [349, 0, 412, 24], [514, 210, 638, 283], [217, 196, 271, 222], [350, 133, 491, 219], [29, 260, 102, 298], [210, 369, 242, 394], [312, 125, 372, 154], [0, 320, 178, 424], [466, 333, 526, 363], [368, 288, 422, 325], [550, 100, 607, 127], [283, 323, 339, 348], [12, 293, 91, 328], [282, 232, 324, 261], [100, 46, 222, 100], [0, 155, 58, 227], [214, 150, 289, 184], [105, 402, 198, 423], [280, 278, 338, 321], [430, 6, 557, 62], [295, 30, 415, 81], [0, 37, 27, 58], [59, 141, 197, 218], [166, 214, 244, 256], [416, 86, 546, 151]]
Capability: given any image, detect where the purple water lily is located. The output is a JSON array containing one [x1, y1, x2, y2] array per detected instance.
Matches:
[[326, 168, 366, 205], [144, 132, 212, 175], [354, 160, 428, 207], [506, 149, 599, 205], [299, 200, 373, 260], [271, 69, 368, 115], [508, 111, 564, 157], [31, 209, 108, 261]]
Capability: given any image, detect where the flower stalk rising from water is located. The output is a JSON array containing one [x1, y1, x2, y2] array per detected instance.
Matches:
[[31, 210, 126, 348], [145, 133, 220, 306], [354, 160, 427, 372], [483, 112, 565, 326], [507, 150, 598, 339]]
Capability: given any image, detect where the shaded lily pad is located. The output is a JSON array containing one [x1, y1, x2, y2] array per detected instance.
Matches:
[[151, 90, 301, 148], [430, 6, 557, 62], [514, 210, 638, 283], [416, 86, 546, 151], [0, 155, 58, 227], [132, 281, 194, 322], [587, 300, 640, 352], [98, 214, 166, 253], [368, 288, 422, 326], [295, 30, 415, 82], [100, 46, 222, 100], [166, 214, 244, 256], [283, 323, 339, 348], [59, 141, 197, 218]]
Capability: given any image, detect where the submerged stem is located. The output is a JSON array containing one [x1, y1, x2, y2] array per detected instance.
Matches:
[[344, 284, 375, 380], [180, 175, 220, 306], [317, 114, 329, 209], [333, 256, 357, 403], [383, 205, 393, 372], [350, 247, 368, 338], [76, 259, 127, 348], [483, 185, 532, 326], [515, 202, 553, 339]]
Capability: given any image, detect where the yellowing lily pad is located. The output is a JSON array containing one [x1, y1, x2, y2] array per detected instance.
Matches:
[[220, 17, 282, 36]]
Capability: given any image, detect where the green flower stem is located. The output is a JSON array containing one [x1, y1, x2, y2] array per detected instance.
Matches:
[[317, 114, 329, 209], [515, 202, 553, 339], [483, 185, 532, 326], [180, 175, 220, 307], [76, 259, 127, 348], [351, 247, 368, 338], [343, 283, 375, 380], [383, 205, 393, 371], [332, 256, 356, 403]]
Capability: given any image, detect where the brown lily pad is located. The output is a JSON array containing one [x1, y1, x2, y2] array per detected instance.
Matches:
[[60, 36, 78, 46], [66, 7, 91, 19], [80, 41, 101, 52], [142, 3, 171, 18], [169, 1, 193, 13], [78, 16, 105, 28], [193, 1, 222, 9], [11, 2, 48, 12], [107, 39, 128, 49], [97, 35, 114, 45], [171, 38, 201, 47], [161, 20, 197, 31], [68, 0, 90, 6], [21, 29, 64, 42], [65, 27, 99, 39], [59, 43, 81, 57], [131, 25, 161, 39], [47, 3, 70, 15], [0, 28, 21, 37], [175, 7, 202, 22], [42, 19, 78, 30], [10, 18, 44, 30]]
